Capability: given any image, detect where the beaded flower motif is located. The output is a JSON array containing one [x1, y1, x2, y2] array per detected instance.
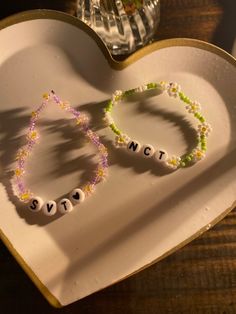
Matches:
[[103, 111, 114, 126], [186, 101, 201, 114], [192, 148, 206, 162], [197, 122, 212, 137], [167, 82, 181, 98], [166, 156, 181, 170], [115, 134, 130, 148]]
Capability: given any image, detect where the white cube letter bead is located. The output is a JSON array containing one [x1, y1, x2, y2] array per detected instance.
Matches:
[[69, 188, 85, 204], [141, 144, 155, 158], [155, 149, 168, 163], [127, 140, 141, 153], [28, 196, 43, 212], [58, 198, 73, 214], [42, 200, 57, 216]]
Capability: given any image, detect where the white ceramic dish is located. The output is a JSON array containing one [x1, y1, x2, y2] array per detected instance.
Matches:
[[0, 10, 236, 307]]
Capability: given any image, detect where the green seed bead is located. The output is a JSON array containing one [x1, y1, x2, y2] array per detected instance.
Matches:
[[180, 161, 186, 167], [186, 156, 192, 162], [147, 82, 157, 89]]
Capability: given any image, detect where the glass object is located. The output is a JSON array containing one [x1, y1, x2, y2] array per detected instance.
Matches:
[[77, 0, 160, 55]]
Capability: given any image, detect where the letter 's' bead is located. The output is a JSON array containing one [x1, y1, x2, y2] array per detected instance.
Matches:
[[155, 149, 168, 163], [127, 140, 141, 153], [28, 196, 43, 212], [58, 198, 73, 214], [69, 188, 85, 204], [141, 144, 155, 158], [42, 200, 57, 216]]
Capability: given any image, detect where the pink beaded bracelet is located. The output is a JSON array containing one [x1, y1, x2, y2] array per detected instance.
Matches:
[[12, 91, 108, 216]]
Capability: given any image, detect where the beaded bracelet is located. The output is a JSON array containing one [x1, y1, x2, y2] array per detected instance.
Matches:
[[104, 82, 212, 170], [12, 91, 108, 216]]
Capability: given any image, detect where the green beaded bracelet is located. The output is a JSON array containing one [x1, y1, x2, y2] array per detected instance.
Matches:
[[103, 81, 212, 170]]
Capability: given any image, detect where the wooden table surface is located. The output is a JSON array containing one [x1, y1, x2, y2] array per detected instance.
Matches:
[[1, 1, 236, 313]]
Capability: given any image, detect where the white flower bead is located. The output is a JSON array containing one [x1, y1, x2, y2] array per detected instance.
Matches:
[[112, 90, 123, 102], [192, 148, 205, 162], [167, 82, 181, 98], [141, 144, 155, 158], [103, 112, 114, 126], [165, 155, 181, 170], [58, 198, 73, 214], [28, 196, 43, 212], [127, 140, 141, 153], [42, 200, 57, 216], [155, 149, 168, 163], [114, 90, 123, 97], [158, 81, 169, 92], [136, 85, 147, 93], [197, 123, 212, 137], [186, 101, 201, 114], [69, 188, 85, 204], [115, 134, 130, 148]]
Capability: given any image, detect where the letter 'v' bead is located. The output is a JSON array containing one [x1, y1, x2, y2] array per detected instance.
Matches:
[[42, 200, 57, 216]]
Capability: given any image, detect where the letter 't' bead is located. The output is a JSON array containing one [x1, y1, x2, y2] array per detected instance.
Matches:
[[141, 144, 155, 158], [28, 196, 43, 212], [42, 200, 57, 216], [127, 140, 141, 153], [58, 198, 73, 214], [69, 188, 85, 205], [155, 149, 168, 163]]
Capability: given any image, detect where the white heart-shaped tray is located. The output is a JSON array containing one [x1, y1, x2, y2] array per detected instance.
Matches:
[[0, 10, 236, 307]]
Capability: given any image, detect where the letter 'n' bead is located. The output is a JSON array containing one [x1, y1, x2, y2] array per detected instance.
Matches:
[[127, 140, 141, 153]]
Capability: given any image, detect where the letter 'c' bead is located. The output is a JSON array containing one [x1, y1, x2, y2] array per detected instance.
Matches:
[[127, 140, 141, 153], [58, 198, 73, 214], [28, 196, 43, 212], [155, 149, 168, 163], [141, 144, 155, 158], [42, 200, 57, 216]]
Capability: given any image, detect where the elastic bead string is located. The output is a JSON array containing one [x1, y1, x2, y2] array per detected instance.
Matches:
[[104, 82, 212, 170], [12, 91, 108, 216]]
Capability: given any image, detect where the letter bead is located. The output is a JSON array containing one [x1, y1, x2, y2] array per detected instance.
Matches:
[[127, 140, 141, 153], [58, 198, 73, 214], [69, 188, 85, 204], [155, 149, 168, 163], [141, 144, 155, 158], [42, 200, 57, 216], [28, 196, 43, 212]]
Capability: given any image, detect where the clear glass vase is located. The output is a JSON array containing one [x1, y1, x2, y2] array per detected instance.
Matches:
[[77, 0, 160, 55]]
